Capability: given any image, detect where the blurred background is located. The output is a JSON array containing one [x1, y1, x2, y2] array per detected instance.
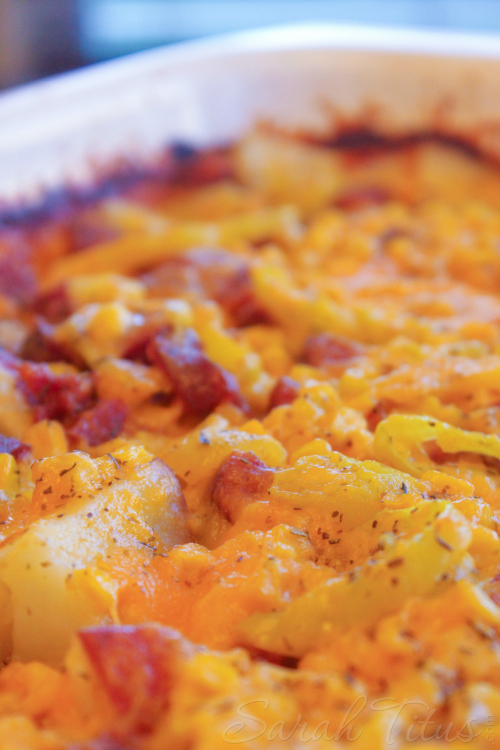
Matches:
[[0, 0, 498, 90]]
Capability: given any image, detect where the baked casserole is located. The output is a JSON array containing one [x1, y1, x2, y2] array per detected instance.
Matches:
[[0, 128, 500, 747]]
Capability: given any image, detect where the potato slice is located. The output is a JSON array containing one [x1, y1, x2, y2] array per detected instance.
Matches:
[[240, 506, 472, 657], [375, 413, 500, 477], [0, 447, 189, 664], [270, 453, 426, 532]]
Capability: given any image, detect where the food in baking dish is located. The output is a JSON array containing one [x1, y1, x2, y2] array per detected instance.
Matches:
[[1, 129, 500, 747]]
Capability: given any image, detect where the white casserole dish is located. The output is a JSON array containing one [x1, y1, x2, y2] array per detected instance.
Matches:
[[1, 23, 500, 206]]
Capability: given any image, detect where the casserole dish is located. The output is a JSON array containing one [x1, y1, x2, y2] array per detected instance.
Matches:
[[2, 23, 500, 206], [2, 24, 500, 750]]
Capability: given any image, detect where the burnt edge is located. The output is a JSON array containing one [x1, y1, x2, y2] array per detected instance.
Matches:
[[0, 163, 154, 230], [312, 127, 486, 159], [0, 141, 231, 230], [0, 129, 497, 231]]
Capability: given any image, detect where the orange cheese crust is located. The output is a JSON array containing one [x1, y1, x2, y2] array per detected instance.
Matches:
[[0, 131, 500, 747]]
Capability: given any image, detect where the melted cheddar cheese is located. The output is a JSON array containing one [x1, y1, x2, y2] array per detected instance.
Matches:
[[0, 131, 500, 748]]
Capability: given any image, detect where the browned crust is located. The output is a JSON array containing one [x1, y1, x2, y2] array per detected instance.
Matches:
[[3, 122, 500, 231]]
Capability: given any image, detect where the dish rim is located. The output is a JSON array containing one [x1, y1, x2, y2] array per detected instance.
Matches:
[[2, 22, 500, 210]]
